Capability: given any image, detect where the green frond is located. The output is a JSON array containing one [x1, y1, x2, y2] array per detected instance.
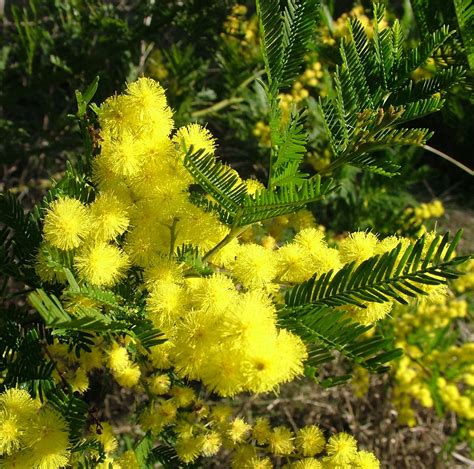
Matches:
[[130, 321, 166, 351], [256, 0, 320, 91], [401, 26, 455, 76], [49, 390, 89, 443], [29, 289, 126, 332], [239, 176, 337, 225], [176, 244, 213, 275], [279, 304, 402, 378], [280, 0, 320, 87], [271, 161, 310, 186], [256, 0, 283, 90], [345, 154, 401, 176], [271, 109, 308, 182], [0, 192, 41, 272], [454, 0, 474, 69], [63, 269, 128, 312], [391, 19, 405, 70], [319, 9, 464, 176], [285, 231, 468, 309], [389, 66, 465, 104], [342, 22, 374, 109], [396, 96, 445, 123], [183, 146, 247, 218], [189, 191, 235, 225]]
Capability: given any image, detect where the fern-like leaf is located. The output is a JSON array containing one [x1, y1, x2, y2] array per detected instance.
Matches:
[[183, 146, 247, 218], [279, 305, 402, 378], [280, 0, 320, 87], [319, 5, 464, 176], [286, 231, 468, 308], [239, 176, 337, 225]]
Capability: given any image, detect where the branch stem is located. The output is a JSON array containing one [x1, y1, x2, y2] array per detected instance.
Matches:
[[423, 145, 474, 176]]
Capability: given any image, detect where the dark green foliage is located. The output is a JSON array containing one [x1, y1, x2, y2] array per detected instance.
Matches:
[[285, 231, 468, 308], [280, 230, 470, 384], [257, 0, 320, 91], [184, 146, 336, 227], [319, 4, 465, 176], [280, 304, 402, 383]]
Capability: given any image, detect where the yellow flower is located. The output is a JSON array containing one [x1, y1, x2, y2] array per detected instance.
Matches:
[[268, 426, 294, 455], [339, 232, 378, 265], [291, 459, 323, 468], [89, 192, 130, 241], [325, 432, 357, 465], [43, 197, 90, 250], [0, 412, 23, 455], [353, 450, 380, 468], [25, 407, 71, 468], [148, 374, 171, 395], [232, 243, 277, 288], [74, 242, 129, 286], [93, 422, 118, 454], [201, 431, 222, 457], [175, 436, 203, 463], [174, 123, 216, 155], [295, 425, 326, 457], [252, 417, 272, 445], [107, 343, 131, 373], [0, 388, 39, 421], [115, 364, 141, 388], [228, 417, 252, 444]]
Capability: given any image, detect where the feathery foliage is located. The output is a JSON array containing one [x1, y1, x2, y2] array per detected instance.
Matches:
[[285, 230, 468, 308], [319, 4, 465, 176]]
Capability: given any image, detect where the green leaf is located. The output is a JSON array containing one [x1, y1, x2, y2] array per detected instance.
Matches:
[[183, 146, 247, 219], [29, 289, 126, 332], [271, 109, 308, 185], [285, 231, 469, 309], [280, 304, 402, 376], [280, 0, 320, 87], [239, 176, 337, 225], [76, 76, 100, 116], [318, 7, 464, 176]]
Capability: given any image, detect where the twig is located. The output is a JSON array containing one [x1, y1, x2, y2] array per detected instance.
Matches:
[[423, 145, 474, 176]]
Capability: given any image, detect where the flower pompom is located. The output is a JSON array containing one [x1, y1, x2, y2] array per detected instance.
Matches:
[[232, 243, 277, 289], [74, 242, 129, 286], [295, 425, 326, 457], [89, 192, 130, 241], [339, 231, 379, 265], [174, 123, 216, 155], [325, 432, 358, 465], [43, 197, 90, 250], [24, 408, 71, 469]]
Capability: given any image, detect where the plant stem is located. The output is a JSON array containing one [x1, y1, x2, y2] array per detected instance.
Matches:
[[168, 218, 179, 259], [191, 70, 264, 118], [191, 97, 244, 118], [202, 225, 247, 263], [423, 145, 474, 176]]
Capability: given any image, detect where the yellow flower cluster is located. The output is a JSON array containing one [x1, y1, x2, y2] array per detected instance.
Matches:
[[36, 78, 311, 398], [137, 389, 380, 468], [389, 289, 473, 429], [322, 6, 387, 46], [401, 200, 445, 234], [0, 388, 70, 468], [222, 4, 259, 52]]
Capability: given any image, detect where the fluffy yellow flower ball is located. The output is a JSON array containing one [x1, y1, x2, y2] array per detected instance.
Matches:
[[74, 242, 129, 286], [43, 197, 90, 250], [174, 123, 217, 155]]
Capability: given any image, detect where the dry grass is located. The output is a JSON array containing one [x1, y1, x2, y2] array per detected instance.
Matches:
[[209, 376, 473, 468]]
